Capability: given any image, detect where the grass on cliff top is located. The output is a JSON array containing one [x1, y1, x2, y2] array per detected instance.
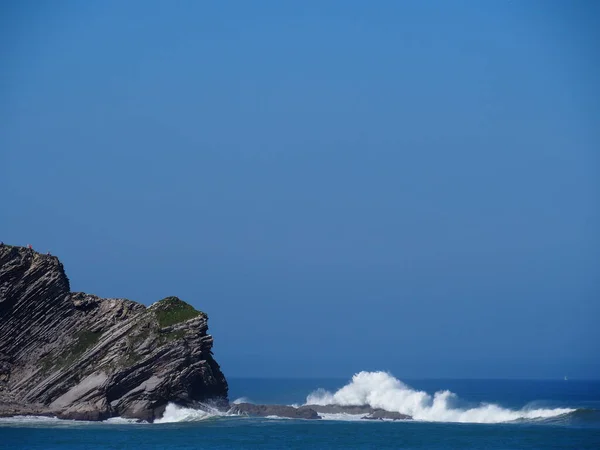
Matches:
[[71, 330, 103, 356], [150, 296, 204, 328], [40, 330, 103, 372]]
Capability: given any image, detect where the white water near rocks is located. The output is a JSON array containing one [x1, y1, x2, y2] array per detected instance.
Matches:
[[0, 406, 222, 426], [154, 403, 227, 423], [305, 371, 574, 424], [0, 372, 579, 425], [318, 413, 366, 422]]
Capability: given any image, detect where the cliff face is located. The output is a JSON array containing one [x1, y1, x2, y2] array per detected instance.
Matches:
[[0, 245, 228, 421]]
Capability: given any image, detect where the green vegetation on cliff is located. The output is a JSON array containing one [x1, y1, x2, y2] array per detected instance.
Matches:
[[71, 330, 103, 357], [0, 246, 229, 421], [40, 330, 103, 372], [151, 296, 204, 327]]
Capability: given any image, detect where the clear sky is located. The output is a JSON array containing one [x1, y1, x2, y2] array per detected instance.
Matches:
[[1, 0, 598, 379]]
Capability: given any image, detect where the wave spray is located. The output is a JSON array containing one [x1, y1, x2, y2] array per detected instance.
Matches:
[[305, 371, 573, 423]]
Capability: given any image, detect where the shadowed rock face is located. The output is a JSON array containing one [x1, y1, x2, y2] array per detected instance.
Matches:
[[228, 403, 412, 420], [361, 409, 411, 420], [0, 245, 228, 421], [230, 403, 321, 420], [305, 404, 411, 420]]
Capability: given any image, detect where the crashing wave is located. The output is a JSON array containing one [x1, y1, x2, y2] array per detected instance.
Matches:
[[305, 371, 575, 424], [153, 403, 227, 423]]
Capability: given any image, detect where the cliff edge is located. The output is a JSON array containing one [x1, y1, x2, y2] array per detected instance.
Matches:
[[0, 245, 228, 421]]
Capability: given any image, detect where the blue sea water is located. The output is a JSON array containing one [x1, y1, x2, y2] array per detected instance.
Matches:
[[1, 375, 599, 449]]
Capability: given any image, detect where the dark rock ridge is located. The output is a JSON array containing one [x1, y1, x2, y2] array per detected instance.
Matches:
[[361, 409, 411, 421], [230, 403, 320, 420], [229, 403, 412, 421], [305, 404, 411, 420], [0, 245, 228, 421]]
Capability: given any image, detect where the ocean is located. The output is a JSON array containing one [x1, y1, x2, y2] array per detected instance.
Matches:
[[1, 372, 599, 449]]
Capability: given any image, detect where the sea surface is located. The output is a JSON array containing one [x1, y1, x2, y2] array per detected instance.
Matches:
[[1, 373, 599, 449]]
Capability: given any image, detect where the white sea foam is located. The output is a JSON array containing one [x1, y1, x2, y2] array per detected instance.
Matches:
[[0, 415, 62, 424], [232, 397, 251, 404], [0, 415, 148, 427], [305, 371, 574, 424], [0, 406, 220, 426], [0, 404, 230, 426], [103, 417, 146, 424], [154, 403, 225, 423], [318, 413, 366, 422]]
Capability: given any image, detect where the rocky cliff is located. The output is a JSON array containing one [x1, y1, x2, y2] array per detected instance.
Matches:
[[0, 245, 228, 421]]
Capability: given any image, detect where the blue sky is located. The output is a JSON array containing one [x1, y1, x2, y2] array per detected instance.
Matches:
[[1, 0, 598, 378]]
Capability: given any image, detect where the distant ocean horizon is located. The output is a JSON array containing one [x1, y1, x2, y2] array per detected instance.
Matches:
[[2, 372, 600, 449]]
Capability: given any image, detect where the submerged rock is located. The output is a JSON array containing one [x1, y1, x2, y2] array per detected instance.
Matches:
[[306, 404, 412, 420], [230, 403, 320, 420], [229, 402, 413, 421], [0, 245, 228, 421], [305, 404, 375, 415], [362, 409, 412, 420]]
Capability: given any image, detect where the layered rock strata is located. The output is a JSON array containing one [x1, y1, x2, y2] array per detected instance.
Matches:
[[0, 245, 228, 421]]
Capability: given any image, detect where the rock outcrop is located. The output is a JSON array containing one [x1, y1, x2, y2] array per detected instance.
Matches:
[[306, 404, 411, 420], [0, 245, 228, 421], [361, 409, 411, 421], [230, 403, 321, 420], [229, 403, 412, 421]]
